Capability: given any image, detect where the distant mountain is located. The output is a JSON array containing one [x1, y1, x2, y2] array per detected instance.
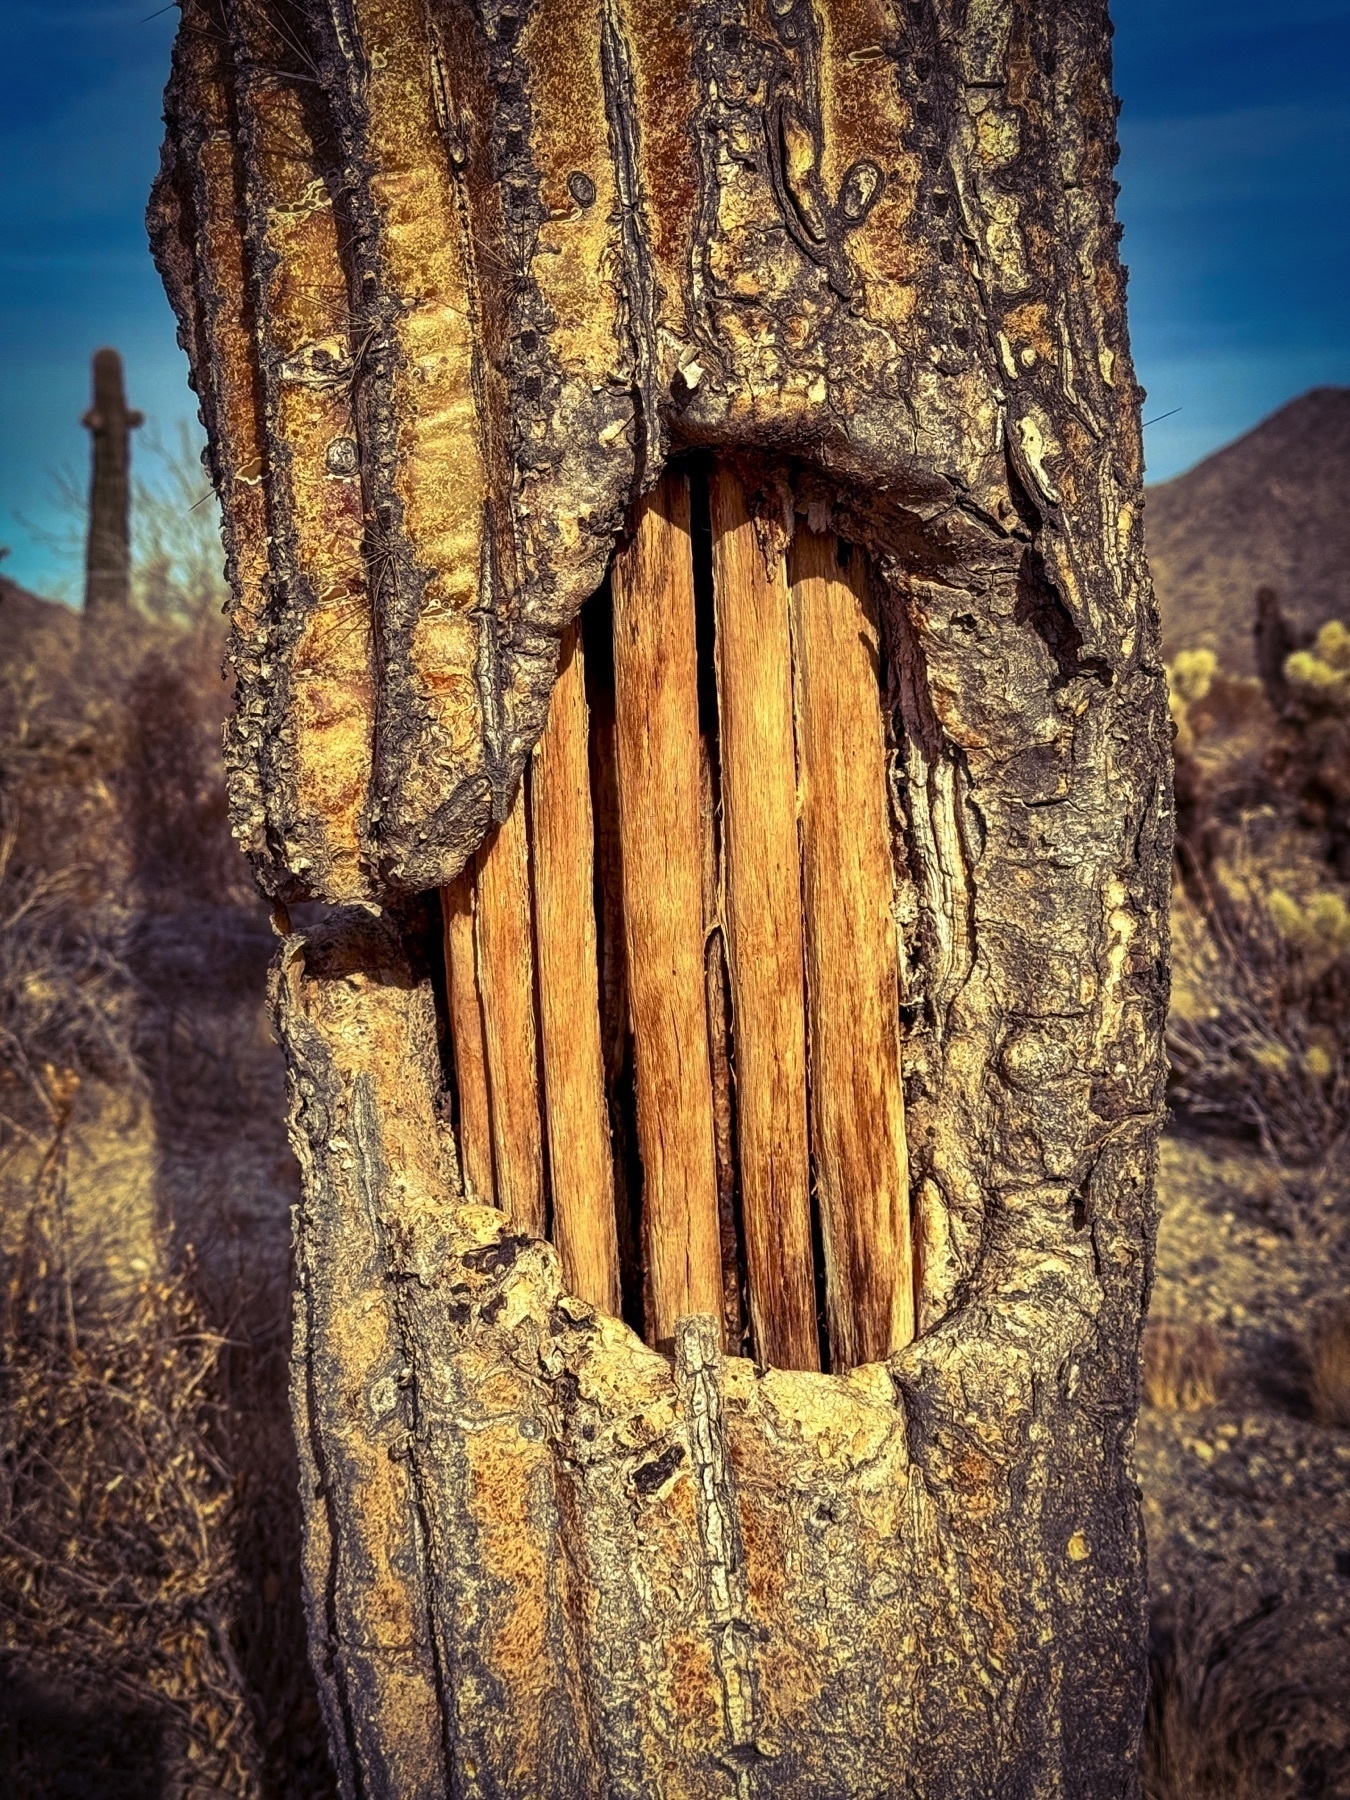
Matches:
[[1145, 387, 1350, 673]]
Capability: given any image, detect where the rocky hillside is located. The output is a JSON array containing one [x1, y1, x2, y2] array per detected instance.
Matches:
[[1146, 387, 1350, 670]]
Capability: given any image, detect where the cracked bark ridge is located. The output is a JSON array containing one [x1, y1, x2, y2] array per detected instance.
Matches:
[[156, 1, 1172, 1792]]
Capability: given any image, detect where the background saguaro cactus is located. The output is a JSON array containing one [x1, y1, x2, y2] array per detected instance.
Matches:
[[149, 1, 1172, 1793], [80, 347, 142, 621]]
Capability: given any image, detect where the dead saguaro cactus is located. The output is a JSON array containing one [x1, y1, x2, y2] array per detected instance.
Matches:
[[150, 1, 1172, 1793], [81, 347, 143, 620]]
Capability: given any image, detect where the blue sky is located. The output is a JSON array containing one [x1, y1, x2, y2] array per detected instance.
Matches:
[[1, 0, 1348, 598]]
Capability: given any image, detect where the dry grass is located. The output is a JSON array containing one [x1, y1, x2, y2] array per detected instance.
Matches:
[[1143, 1593, 1347, 1799], [1143, 1321, 1225, 1412], [1307, 1303, 1350, 1429], [0, 1108, 261, 1792]]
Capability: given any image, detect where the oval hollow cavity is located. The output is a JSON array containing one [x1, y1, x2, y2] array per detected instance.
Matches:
[[439, 458, 915, 1372]]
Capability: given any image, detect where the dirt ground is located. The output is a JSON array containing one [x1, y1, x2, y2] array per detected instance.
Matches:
[[1138, 1132, 1350, 1794]]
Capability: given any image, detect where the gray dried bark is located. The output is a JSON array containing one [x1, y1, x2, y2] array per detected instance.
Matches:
[[150, 1, 1172, 1793]]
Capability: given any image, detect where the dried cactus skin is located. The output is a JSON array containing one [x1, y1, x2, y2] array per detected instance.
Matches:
[[151, 0, 1149, 904], [151, 2, 1172, 1794]]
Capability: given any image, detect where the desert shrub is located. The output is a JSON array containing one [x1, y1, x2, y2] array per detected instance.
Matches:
[[0, 859, 130, 1127], [1307, 1303, 1350, 1429], [1142, 1321, 1224, 1412], [122, 635, 249, 909], [130, 425, 229, 631], [1167, 854, 1350, 1166], [1143, 1593, 1347, 1799]]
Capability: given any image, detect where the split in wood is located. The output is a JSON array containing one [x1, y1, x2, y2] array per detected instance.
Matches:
[[440, 461, 915, 1370]]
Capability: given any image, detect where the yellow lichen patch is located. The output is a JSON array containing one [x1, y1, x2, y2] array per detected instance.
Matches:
[[1095, 875, 1136, 1063], [575, 1318, 677, 1423], [727, 1373, 920, 1782], [976, 105, 1021, 168], [752, 1366, 901, 1477], [817, 1, 922, 332], [460, 1415, 572, 1756], [1003, 300, 1054, 369], [288, 602, 376, 860], [982, 190, 1031, 294]]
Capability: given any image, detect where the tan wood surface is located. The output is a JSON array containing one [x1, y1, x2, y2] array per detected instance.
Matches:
[[700, 737, 745, 1354], [709, 466, 820, 1371], [586, 669, 641, 1307], [441, 875, 495, 1205], [610, 471, 723, 1344], [789, 528, 914, 1368], [474, 789, 547, 1237], [530, 623, 621, 1314]]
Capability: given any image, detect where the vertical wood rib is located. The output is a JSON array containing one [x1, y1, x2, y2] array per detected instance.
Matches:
[[700, 740, 744, 1353], [610, 472, 723, 1345], [585, 654, 642, 1313], [530, 624, 621, 1314], [441, 875, 495, 1204], [709, 467, 820, 1372], [789, 529, 914, 1369], [474, 792, 547, 1236]]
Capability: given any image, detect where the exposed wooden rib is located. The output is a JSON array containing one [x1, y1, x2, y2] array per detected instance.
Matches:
[[585, 640, 643, 1315], [530, 624, 621, 1314], [789, 529, 914, 1369], [441, 874, 495, 1205], [610, 473, 723, 1345], [709, 467, 820, 1372], [474, 790, 547, 1236], [700, 739, 744, 1354]]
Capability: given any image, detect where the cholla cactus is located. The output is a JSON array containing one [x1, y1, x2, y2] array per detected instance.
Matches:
[[1268, 885, 1350, 982], [1170, 647, 1219, 704], [1286, 620, 1350, 703], [1167, 647, 1219, 754], [1278, 619, 1350, 873]]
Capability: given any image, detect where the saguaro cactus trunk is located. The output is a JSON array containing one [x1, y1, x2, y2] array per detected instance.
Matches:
[[81, 347, 142, 619], [150, 1, 1172, 1793]]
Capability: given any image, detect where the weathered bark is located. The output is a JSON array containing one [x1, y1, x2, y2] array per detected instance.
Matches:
[[81, 348, 142, 619], [152, 1, 1171, 1793]]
